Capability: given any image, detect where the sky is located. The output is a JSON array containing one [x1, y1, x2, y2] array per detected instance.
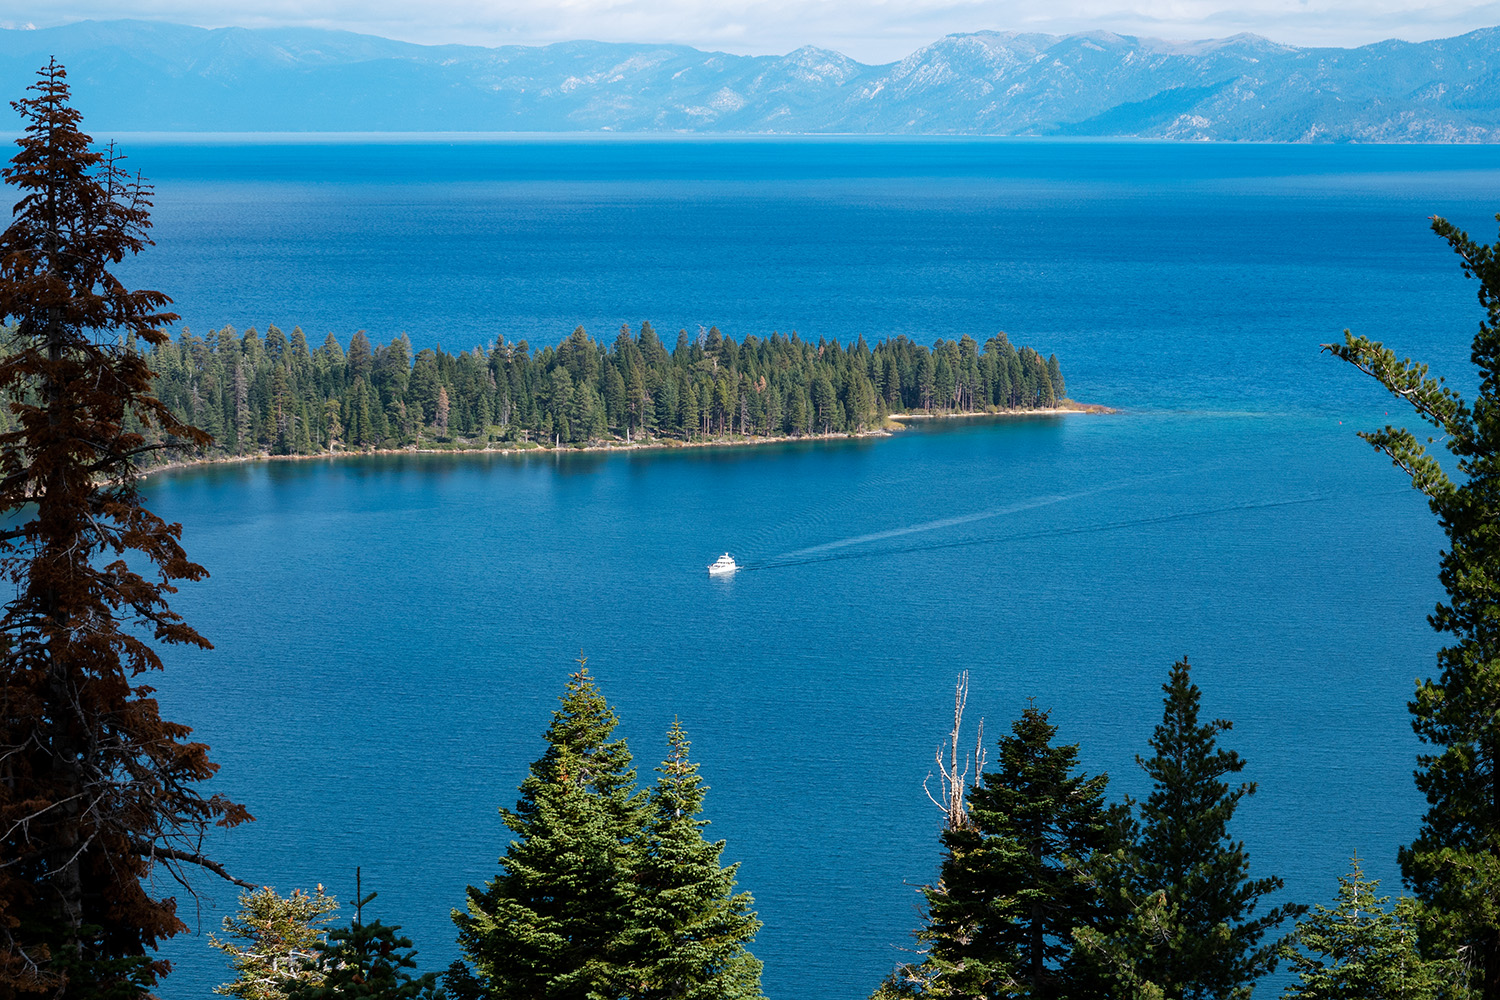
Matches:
[[10, 0, 1500, 63]]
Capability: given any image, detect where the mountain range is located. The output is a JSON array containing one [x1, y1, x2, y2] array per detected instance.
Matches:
[[5, 19, 1500, 140]]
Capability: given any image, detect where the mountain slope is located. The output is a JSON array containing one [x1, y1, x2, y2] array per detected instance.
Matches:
[[5, 19, 1500, 139]]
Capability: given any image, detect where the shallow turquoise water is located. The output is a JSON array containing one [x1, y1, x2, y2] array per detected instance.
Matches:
[[122, 139, 1498, 998]]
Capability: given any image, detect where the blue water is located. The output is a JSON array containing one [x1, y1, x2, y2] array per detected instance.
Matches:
[[110, 138, 1500, 998]]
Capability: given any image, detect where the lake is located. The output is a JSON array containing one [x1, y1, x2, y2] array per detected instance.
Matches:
[[114, 137, 1498, 999]]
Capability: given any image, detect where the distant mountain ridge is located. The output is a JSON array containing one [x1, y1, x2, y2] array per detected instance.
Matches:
[[5, 19, 1500, 139]]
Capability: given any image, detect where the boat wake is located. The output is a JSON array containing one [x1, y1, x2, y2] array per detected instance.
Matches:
[[741, 471, 1185, 569], [735, 491, 1359, 573]]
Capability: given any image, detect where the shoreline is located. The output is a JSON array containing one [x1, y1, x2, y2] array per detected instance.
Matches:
[[139, 401, 1114, 480], [887, 402, 1113, 420]]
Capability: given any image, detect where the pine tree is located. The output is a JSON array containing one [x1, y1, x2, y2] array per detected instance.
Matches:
[[454, 664, 644, 1000], [1282, 857, 1450, 1000], [212, 886, 340, 1000], [435, 386, 450, 437], [604, 364, 626, 432], [681, 383, 700, 440], [627, 367, 648, 438], [1105, 658, 1301, 1000], [811, 374, 837, 433], [848, 368, 879, 430], [1046, 356, 1065, 403], [624, 720, 764, 1000], [1325, 215, 1500, 999], [234, 354, 251, 452], [325, 399, 343, 451], [295, 402, 314, 454], [922, 704, 1116, 999], [1070, 887, 1171, 1000], [0, 60, 251, 996], [346, 330, 373, 385], [917, 354, 936, 410], [288, 872, 439, 1000]]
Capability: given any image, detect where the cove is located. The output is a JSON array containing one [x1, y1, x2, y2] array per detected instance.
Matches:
[[119, 137, 1499, 998], [148, 410, 1436, 999]]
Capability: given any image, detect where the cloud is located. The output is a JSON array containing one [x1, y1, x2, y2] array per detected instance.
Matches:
[[20, 0, 1500, 62]]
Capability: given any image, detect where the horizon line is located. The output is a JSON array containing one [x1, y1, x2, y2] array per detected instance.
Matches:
[[8, 15, 1499, 67]]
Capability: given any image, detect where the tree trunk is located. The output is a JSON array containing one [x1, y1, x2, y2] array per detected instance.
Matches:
[[42, 277, 86, 947], [1490, 731, 1500, 1000], [1030, 817, 1044, 995]]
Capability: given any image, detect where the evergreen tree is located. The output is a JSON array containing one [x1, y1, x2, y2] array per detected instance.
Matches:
[[917, 354, 936, 410], [922, 705, 1116, 999], [655, 376, 677, 436], [295, 402, 314, 453], [1070, 887, 1172, 1000], [288, 873, 439, 1000], [935, 352, 956, 409], [870, 973, 930, 1000], [454, 664, 644, 1000], [604, 364, 626, 432], [325, 399, 343, 450], [847, 368, 879, 430], [1325, 214, 1500, 999], [1282, 858, 1451, 1000], [1046, 356, 1065, 403], [1112, 658, 1300, 1000], [435, 386, 450, 437], [0, 60, 251, 997], [627, 367, 649, 438], [762, 384, 782, 435], [680, 380, 700, 439], [624, 721, 765, 1000], [346, 330, 373, 385], [212, 886, 340, 1000], [234, 354, 251, 451], [811, 374, 838, 433], [882, 355, 902, 408], [1006, 355, 1025, 408]]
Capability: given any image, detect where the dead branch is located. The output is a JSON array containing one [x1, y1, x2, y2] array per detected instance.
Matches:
[[132, 841, 255, 889], [923, 671, 984, 832]]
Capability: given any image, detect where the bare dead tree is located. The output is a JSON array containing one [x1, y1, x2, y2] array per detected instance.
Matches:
[[924, 671, 987, 832]]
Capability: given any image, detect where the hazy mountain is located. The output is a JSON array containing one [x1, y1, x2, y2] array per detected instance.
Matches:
[[4, 19, 1500, 139]]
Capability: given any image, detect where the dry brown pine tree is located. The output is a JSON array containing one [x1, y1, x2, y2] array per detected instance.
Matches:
[[0, 60, 251, 998]]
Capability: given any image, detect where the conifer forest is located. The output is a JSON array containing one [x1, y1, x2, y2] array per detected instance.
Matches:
[[89, 322, 1067, 458]]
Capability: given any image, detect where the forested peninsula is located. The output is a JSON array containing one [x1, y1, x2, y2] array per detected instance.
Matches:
[[98, 323, 1074, 461]]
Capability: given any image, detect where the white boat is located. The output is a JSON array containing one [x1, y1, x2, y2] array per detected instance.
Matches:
[[707, 553, 738, 575]]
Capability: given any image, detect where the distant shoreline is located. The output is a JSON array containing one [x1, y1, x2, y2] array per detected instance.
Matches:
[[139, 402, 1113, 480], [887, 402, 1113, 420]]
